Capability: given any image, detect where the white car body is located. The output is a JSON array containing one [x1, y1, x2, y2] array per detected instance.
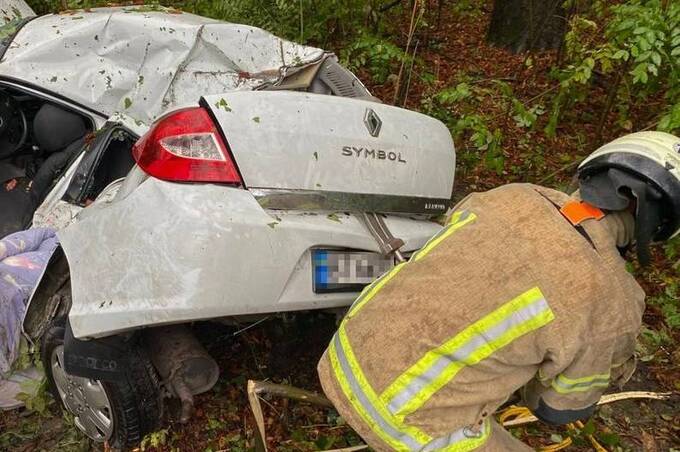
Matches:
[[4, 7, 455, 342], [2, 5, 457, 445], [0, 6, 325, 124], [57, 91, 454, 338], [1, 6, 329, 228]]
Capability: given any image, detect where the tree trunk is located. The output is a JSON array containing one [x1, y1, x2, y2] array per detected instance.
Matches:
[[486, 0, 567, 53]]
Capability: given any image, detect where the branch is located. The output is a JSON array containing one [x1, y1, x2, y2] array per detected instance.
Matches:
[[535, 159, 582, 185], [247, 380, 336, 452]]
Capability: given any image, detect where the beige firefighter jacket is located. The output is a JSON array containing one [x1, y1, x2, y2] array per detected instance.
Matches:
[[318, 183, 645, 451]]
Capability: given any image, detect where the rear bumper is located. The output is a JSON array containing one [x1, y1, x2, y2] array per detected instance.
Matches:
[[58, 178, 442, 339]]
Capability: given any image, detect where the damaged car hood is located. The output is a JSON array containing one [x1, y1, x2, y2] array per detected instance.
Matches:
[[0, 6, 325, 124]]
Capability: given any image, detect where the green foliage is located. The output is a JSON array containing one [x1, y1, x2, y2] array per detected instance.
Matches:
[[456, 115, 505, 175], [434, 82, 473, 104], [645, 237, 680, 330], [640, 325, 672, 348], [420, 82, 505, 174], [549, 0, 680, 136], [341, 34, 408, 83], [28, 0, 379, 47], [141, 428, 169, 450], [659, 101, 680, 132], [450, 0, 483, 18], [16, 377, 51, 415], [421, 80, 548, 177]]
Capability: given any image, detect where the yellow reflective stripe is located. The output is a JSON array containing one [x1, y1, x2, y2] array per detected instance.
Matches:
[[551, 372, 611, 394], [347, 262, 407, 317], [411, 212, 476, 263], [555, 373, 610, 385], [328, 340, 408, 449], [380, 287, 554, 419], [448, 210, 464, 225], [329, 326, 431, 449], [347, 209, 476, 318], [380, 287, 546, 403]]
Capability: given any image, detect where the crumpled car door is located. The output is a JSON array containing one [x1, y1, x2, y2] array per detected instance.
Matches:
[[32, 122, 138, 230]]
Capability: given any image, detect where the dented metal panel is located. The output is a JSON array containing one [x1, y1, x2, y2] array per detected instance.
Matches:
[[0, 6, 324, 124], [56, 177, 442, 338]]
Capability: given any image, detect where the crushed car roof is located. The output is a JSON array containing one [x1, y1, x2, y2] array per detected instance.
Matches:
[[0, 6, 324, 124]]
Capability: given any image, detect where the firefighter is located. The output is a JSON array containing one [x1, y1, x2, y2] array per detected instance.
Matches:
[[317, 131, 680, 451]]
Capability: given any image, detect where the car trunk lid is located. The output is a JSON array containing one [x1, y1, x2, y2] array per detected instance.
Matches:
[[202, 91, 455, 215]]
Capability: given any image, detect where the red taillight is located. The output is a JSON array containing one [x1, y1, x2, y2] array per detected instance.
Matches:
[[133, 107, 242, 184]]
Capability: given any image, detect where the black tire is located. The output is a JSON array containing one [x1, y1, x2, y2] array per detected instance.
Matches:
[[42, 317, 162, 450]]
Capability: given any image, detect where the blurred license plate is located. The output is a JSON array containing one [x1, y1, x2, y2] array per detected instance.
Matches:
[[312, 250, 394, 293]]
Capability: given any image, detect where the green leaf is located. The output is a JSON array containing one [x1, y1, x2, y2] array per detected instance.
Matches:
[[124, 97, 133, 109], [618, 19, 635, 31], [598, 432, 621, 446], [215, 98, 232, 112], [550, 434, 564, 443], [613, 49, 629, 60], [637, 50, 652, 62], [645, 30, 656, 45], [633, 26, 648, 35], [581, 419, 596, 436], [638, 38, 651, 52], [436, 83, 472, 104], [651, 51, 662, 66], [631, 63, 649, 84]]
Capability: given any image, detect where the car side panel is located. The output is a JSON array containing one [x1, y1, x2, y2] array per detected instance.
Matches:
[[57, 178, 442, 339]]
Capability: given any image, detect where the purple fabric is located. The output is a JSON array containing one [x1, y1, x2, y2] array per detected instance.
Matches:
[[0, 228, 58, 375]]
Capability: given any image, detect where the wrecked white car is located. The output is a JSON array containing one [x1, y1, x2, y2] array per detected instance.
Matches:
[[7, 6, 456, 448]]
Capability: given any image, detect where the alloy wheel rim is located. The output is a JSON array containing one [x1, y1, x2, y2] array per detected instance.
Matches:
[[50, 345, 114, 442]]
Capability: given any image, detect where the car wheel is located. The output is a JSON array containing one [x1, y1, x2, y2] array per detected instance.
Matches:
[[42, 317, 162, 449]]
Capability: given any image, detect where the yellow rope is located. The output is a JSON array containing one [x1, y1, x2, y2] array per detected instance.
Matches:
[[498, 406, 608, 451]]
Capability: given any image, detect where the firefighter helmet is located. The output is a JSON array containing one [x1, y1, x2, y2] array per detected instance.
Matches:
[[577, 131, 680, 264]]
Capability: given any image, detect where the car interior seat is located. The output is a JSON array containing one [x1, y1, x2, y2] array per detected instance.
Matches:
[[30, 104, 88, 202], [0, 104, 87, 239]]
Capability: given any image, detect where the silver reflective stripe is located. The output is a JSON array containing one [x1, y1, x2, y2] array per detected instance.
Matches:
[[454, 210, 472, 223], [387, 297, 551, 415], [332, 335, 424, 450]]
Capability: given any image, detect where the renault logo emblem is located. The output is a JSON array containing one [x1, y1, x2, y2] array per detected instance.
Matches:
[[364, 108, 382, 138]]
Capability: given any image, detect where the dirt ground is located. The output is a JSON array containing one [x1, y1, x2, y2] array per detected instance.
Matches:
[[2, 1, 680, 451]]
